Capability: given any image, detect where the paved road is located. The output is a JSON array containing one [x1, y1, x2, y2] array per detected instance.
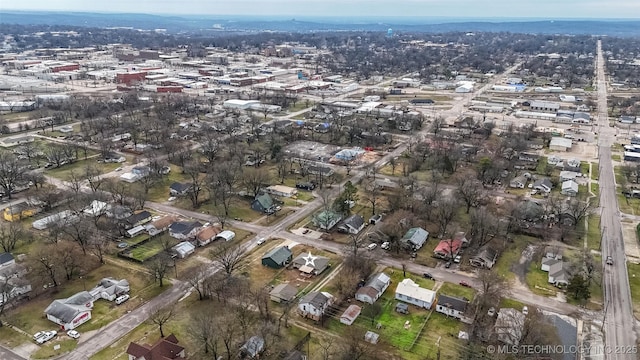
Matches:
[[0, 345, 26, 360], [595, 39, 638, 358]]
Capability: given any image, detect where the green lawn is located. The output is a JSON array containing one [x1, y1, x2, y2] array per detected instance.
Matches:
[[591, 162, 599, 180], [438, 282, 475, 301], [525, 261, 557, 296], [287, 102, 313, 112], [144, 165, 191, 203], [587, 215, 601, 250], [628, 262, 640, 319], [296, 190, 315, 202], [45, 160, 120, 181], [493, 236, 535, 280], [499, 298, 526, 310], [126, 234, 176, 262], [591, 182, 599, 196], [612, 154, 621, 162], [196, 196, 263, 222], [409, 312, 464, 359], [580, 161, 590, 175], [32, 339, 77, 359], [617, 194, 637, 215]]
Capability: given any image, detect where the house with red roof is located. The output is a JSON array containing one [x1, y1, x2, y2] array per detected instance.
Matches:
[[126, 334, 186, 360]]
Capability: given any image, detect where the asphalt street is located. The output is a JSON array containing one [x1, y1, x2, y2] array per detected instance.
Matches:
[[595, 40, 638, 358]]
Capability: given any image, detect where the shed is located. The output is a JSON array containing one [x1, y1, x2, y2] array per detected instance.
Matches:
[[364, 331, 379, 344], [172, 242, 195, 259], [215, 230, 235, 242], [340, 304, 362, 325]]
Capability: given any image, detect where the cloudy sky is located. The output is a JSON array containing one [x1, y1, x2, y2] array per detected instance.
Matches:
[[2, 0, 639, 19]]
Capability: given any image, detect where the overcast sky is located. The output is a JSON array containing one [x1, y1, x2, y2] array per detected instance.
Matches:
[[2, 0, 640, 19]]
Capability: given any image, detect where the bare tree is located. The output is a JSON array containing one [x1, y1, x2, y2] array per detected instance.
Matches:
[[32, 248, 60, 288], [435, 198, 459, 237], [318, 337, 336, 360], [456, 175, 484, 214], [184, 264, 209, 301], [210, 242, 246, 276], [183, 160, 205, 208], [53, 241, 84, 281], [240, 167, 269, 198], [89, 231, 110, 264], [149, 304, 175, 338], [469, 207, 500, 248], [188, 310, 220, 357], [147, 253, 172, 287], [0, 221, 24, 252], [362, 178, 381, 216], [16, 141, 41, 165], [0, 153, 25, 199], [338, 326, 378, 360]]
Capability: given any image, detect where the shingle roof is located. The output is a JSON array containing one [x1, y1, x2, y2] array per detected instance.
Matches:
[[44, 291, 93, 323], [0, 252, 15, 265], [270, 283, 298, 301], [437, 294, 469, 312], [299, 291, 329, 308], [402, 227, 429, 247], [254, 193, 274, 209], [262, 246, 292, 266], [126, 334, 185, 360]]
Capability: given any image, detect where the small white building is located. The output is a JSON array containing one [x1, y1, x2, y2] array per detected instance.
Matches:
[[265, 185, 298, 198], [395, 278, 436, 309], [172, 241, 196, 259], [561, 180, 579, 196], [215, 230, 236, 242], [298, 291, 334, 321], [340, 304, 362, 325]]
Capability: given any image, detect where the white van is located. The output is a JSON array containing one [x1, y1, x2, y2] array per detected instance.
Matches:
[[115, 294, 130, 305]]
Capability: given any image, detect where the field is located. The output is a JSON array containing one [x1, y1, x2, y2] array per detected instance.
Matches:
[[124, 233, 173, 262], [628, 262, 640, 319], [587, 215, 602, 250], [45, 159, 120, 181], [493, 235, 536, 281]]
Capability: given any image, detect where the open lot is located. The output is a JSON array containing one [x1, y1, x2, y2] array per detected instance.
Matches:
[[45, 158, 120, 181], [284, 140, 341, 162], [628, 262, 640, 319]]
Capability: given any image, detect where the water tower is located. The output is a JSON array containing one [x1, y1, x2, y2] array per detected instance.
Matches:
[[387, 28, 393, 37]]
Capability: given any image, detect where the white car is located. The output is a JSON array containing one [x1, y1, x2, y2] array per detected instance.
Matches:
[[115, 294, 130, 305], [67, 330, 80, 339], [381, 241, 390, 250], [453, 255, 462, 263], [33, 331, 46, 341], [36, 331, 57, 344], [367, 243, 378, 251], [522, 306, 529, 315], [256, 237, 266, 245]]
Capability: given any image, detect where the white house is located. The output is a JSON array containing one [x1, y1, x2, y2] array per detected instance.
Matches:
[[265, 185, 298, 198], [355, 273, 391, 304], [395, 278, 436, 309], [83, 200, 108, 217], [298, 291, 334, 321], [435, 294, 469, 320], [44, 291, 94, 330], [561, 180, 579, 197], [89, 278, 130, 302]]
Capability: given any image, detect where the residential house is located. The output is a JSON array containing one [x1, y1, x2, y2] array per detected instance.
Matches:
[[469, 247, 499, 269], [356, 273, 391, 304], [168, 221, 202, 240], [261, 246, 293, 269], [559, 171, 580, 182], [433, 238, 463, 260], [549, 137, 572, 152], [195, 225, 221, 247], [283, 350, 307, 360], [548, 261, 570, 287], [298, 291, 334, 321], [172, 242, 196, 259], [374, 178, 399, 190], [337, 214, 366, 234], [126, 334, 186, 360], [240, 336, 265, 359], [401, 227, 429, 251], [169, 182, 192, 196], [251, 193, 277, 214], [83, 200, 108, 217], [533, 178, 553, 194], [269, 283, 298, 303], [509, 175, 527, 189], [435, 294, 469, 320], [561, 180, 579, 196], [562, 158, 581, 172], [146, 216, 177, 236], [107, 205, 133, 220], [395, 278, 436, 309], [312, 210, 342, 231], [0, 276, 31, 305], [515, 200, 545, 222], [89, 278, 129, 302], [3, 201, 38, 222], [495, 308, 526, 345], [122, 211, 152, 229], [0, 253, 16, 268], [44, 291, 94, 330], [265, 185, 298, 198], [292, 252, 330, 275], [131, 166, 151, 178], [214, 230, 235, 242], [340, 304, 362, 325]]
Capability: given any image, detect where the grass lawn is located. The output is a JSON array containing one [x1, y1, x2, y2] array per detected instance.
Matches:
[[126, 234, 176, 262], [409, 312, 464, 359], [591, 182, 599, 196], [255, 209, 294, 226], [499, 298, 526, 310], [144, 165, 191, 202], [580, 161, 590, 174], [196, 196, 263, 223], [287, 102, 313, 112], [617, 194, 636, 215], [592, 162, 599, 180], [296, 191, 315, 202], [438, 282, 476, 301], [587, 215, 601, 251], [45, 159, 120, 181], [628, 262, 640, 319], [612, 154, 621, 162], [525, 261, 557, 296], [32, 339, 77, 359], [493, 236, 535, 281]]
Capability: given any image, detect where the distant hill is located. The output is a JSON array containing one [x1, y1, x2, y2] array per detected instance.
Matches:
[[1, 11, 640, 36]]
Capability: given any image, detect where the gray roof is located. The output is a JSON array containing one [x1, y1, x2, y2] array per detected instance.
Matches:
[[533, 178, 553, 189], [270, 283, 298, 302], [262, 246, 292, 266], [241, 336, 265, 358], [169, 221, 202, 235], [292, 253, 330, 272], [342, 214, 365, 229], [299, 291, 329, 308], [402, 227, 429, 247], [254, 193, 274, 209], [473, 247, 498, 262], [437, 294, 469, 312], [0, 252, 14, 266], [365, 273, 390, 293], [169, 182, 191, 192], [44, 291, 93, 323]]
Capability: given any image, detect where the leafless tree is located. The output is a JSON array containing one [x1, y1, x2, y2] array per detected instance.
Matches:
[[240, 167, 269, 198], [16, 141, 41, 165], [149, 304, 175, 338], [456, 175, 485, 214], [0, 153, 25, 199], [184, 264, 209, 301], [210, 242, 246, 276], [53, 241, 84, 281], [89, 231, 110, 264], [469, 207, 500, 248], [147, 253, 172, 287], [318, 336, 336, 360], [470, 270, 507, 340], [32, 248, 60, 288], [63, 217, 94, 255], [0, 221, 24, 252], [362, 178, 381, 216], [183, 160, 205, 208], [188, 310, 220, 357], [381, 210, 415, 253], [338, 326, 378, 360], [435, 198, 459, 237]]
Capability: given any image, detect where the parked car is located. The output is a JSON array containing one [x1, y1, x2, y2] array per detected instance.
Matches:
[[67, 330, 80, 339], [522, 306, 529, 315], [115, 294, 130, 305], [453, 255, 462, 263], [381, 241, 390, 250], [302, 229, 310, 234], [459, 281, 471, 287], [115, 167, 123, 172], [256, 237, 266, 245], [606, 256, 614, 265], [117, 242, 128, 249], [33, 331, 45, 341], [367, 243, 378, 251], [487, 307, 496, 317], [445, 261, 452, 269], [36, 331, 57, 344], [422, 273, 434, 280]]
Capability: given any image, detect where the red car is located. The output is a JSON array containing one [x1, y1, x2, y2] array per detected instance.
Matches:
[[459, 281, 471, 288]]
